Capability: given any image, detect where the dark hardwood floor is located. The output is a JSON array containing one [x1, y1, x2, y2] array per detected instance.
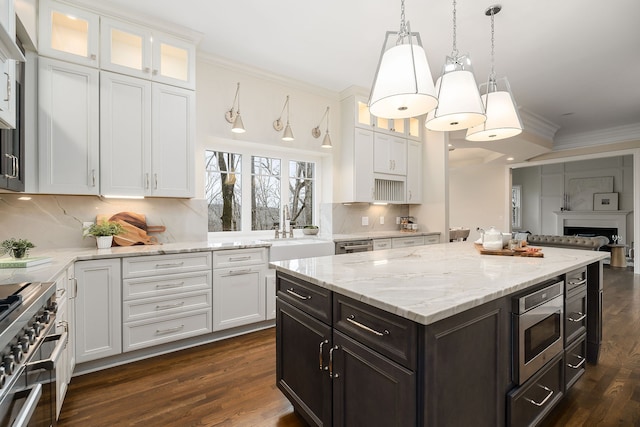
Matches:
[[58, 266, 639, 427]]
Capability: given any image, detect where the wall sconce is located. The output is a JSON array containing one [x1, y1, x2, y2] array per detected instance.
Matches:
[[312, 106, 332, 148], [273, 95, 294, 141], [224, 82, 245, 133]]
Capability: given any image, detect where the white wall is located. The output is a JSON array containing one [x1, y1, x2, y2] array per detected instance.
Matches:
[[512, 166, 541, 234]]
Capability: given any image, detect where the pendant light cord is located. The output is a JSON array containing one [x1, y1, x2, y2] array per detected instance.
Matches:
[[398, 0, 408, 40], [489, 9, 496, 82], [451, 0, 458, 58]]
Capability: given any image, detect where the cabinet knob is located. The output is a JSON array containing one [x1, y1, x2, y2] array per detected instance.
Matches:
[[90, 54, 97, 60]]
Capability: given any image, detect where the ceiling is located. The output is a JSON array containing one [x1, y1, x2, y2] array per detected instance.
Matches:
[[95, 0, 640, 165]]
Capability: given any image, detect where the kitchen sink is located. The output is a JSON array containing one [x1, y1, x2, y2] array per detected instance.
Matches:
[[264, 238, 335, 261]]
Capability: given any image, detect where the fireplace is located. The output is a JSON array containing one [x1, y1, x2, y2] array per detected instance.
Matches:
[[555, 210, 631, 245], [564, 226, 618, 239]]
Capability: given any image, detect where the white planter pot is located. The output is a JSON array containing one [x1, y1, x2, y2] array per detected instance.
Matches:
[[96, 236, 113, 249]]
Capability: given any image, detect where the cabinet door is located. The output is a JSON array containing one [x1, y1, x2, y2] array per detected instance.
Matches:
[[74, 259, 122, 363], [151, 83, 195, 197], [152, 32, 195, 90], [100, 71, 152, 196], [276, 299, 332, 427], [406, 140, 422, 203], [374, 134, 406, 175], [0, 0, 15, 129], [66, 263, 76, 375], [100, 17, 153, 80], [213, 265, 265, 330], [332, 331, 416, 427], [38, 0, 99, 67], [38, 57, 99, 194], [390, 136, 407, 175], [353, 128, 374, 202]]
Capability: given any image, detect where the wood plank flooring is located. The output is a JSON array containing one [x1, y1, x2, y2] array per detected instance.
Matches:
[[58, 266, 639, 427]]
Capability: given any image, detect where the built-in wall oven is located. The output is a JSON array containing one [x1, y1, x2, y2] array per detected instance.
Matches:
[[0, 282, 61, 427], [512, 278, 564, 385], [335, 240, 373, 254]]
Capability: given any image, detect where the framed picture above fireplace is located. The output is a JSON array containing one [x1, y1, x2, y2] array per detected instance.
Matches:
[[594, 192, 618, 211]]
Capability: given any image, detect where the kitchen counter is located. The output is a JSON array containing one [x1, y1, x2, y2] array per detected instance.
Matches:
[[331, 230, 440, 242], [272, 241, 607, 325], [0, 240, 271, 285]]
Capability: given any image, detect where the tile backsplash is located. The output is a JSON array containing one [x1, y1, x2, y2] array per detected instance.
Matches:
[[0, 194, 208, 249], [324, 203, 410, 234]]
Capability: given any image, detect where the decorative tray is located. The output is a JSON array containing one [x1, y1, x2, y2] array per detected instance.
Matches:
[[474, 243, 544, 258]]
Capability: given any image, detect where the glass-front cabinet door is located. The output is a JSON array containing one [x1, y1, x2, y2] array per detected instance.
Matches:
[[100, 17, 153, 79], [38, 0, 99, 67], [152, 33, 195, 89]]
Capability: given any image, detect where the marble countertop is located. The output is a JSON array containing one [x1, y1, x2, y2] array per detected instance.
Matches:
[[332, 231, 440, 242], [271, 242, 608, 326], [0, 240, 271, 285]]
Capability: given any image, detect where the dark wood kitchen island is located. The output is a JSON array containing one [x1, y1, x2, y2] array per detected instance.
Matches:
[[271, 242, 606, 427]]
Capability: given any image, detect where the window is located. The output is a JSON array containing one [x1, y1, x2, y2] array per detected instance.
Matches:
[[205, 151, 241, 232], [206, 145, 320, 235], [251, 156, 281, 230]]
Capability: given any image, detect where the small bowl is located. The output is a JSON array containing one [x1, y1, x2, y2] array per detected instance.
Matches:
[[302, 228, 319, 235]]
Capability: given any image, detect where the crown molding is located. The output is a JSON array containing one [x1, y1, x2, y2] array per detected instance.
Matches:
[[197, 52, 340, 100], [553, 123, 640, 150], [519, 109, 560, 142]]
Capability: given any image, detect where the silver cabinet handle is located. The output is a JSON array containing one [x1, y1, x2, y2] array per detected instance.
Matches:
[[12, 155, 18, 178], [154, 173, 158, 190], [56, 288, 66, 297], [524, 384, 554, 407], [145, 173, 150, 189], [155, 262, 184, 269], [567, 354, 586, 370], [329, 345, 339, 378], [229, 256, 251, 262], [156, 302, 184, 310], [319, 339, 329, 371], [568, 278, 587, 286], [91, 169, 96, 186], [4, 72, 9, 102], [403, 240, 416, 245], [156, 325, 184, 335], [408, 190, 412, 200], [286, 288, 311, 300], [346, 315, 389, 337], [69, 277, 78, 299], [228, 269, 252, 276], [156, 282, 184, 289], [568, 312, 587, 322]]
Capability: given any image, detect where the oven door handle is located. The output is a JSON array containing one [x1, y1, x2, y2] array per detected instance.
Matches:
[[12, 383, 42, 427], [25, 331, 67, 371], [342, 244, 372, 251]]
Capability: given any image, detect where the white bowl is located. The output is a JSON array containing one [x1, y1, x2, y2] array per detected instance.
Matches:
[[302, 228, 319, 235]]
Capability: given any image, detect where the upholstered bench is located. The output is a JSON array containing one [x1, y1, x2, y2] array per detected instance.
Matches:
[[527, 234, 609, 251]]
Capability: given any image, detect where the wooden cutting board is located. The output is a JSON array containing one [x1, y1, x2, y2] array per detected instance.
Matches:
[[474, 243, 544, 258], [95, 212, 163, 246]]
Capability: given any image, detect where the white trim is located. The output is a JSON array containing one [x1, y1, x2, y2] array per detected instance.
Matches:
[[519, 109, 561, 141], [554, 123, 640, 149]]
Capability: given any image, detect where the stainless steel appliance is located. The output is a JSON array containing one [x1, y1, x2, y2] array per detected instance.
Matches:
[[512, 279, 564, 385], [0, 281, 62, 427], [335, 240, 373, 254]]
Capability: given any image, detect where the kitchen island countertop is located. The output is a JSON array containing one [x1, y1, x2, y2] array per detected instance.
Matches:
[[272, 241, 608, 325]]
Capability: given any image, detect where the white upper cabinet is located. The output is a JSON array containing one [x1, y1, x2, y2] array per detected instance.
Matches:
[[374, 133, 407, 176], [101, 17, 195, 89], [38, 0, 100, 67], [406, 140, 422, 204]]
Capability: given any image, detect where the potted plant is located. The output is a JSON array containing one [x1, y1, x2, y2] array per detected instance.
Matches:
[[1, 238, 35, 259], [85, 221, 124, 249]]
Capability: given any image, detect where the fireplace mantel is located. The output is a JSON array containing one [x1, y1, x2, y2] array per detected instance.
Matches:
[[554, 210, 632, 241]]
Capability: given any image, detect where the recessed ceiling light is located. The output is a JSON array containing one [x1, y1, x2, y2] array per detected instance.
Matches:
[[506, 157, 515, 161], [17, 196, 32, 201], [561, 112, 574, 116]]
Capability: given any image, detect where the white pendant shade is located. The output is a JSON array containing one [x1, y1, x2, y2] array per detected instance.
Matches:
[[465, 89, 522, 141], [369, 41, 437, 119], [321, 132, 332, 148], [231, 113, 245, 133], [425, 68, 486, 131], [282, 123, 294, 141]]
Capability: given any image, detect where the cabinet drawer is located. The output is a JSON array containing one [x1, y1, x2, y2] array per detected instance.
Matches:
[[565, 286, 587, 345], [123, 271, 211, 300], [373, 239, 391, 250], [391, 236, 424, 248], [212, 248, 267, 268], [123, 252, 212, 278], [123, 308, 211, 351], [565, 334, 587, 391], [424, 234, 440, 245], [277, 273, 331, 325], [508, 353, 564, 427], [334, 294, 417, 370], [123, 290, 211, 322], [565, 267, 587, 294]]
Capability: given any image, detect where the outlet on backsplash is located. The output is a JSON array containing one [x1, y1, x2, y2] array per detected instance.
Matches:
[[361, 216, 369, 226], [380, 216, 384, 225]]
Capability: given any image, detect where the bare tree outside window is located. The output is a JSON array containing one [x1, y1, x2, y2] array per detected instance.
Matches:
[[289, 160, 314, 227], [205, 151, 241, 232], [251, 156, 281, 230]]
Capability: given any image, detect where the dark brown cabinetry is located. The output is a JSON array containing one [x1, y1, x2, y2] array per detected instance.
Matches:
[[586, 262, 603, 363], [564, 266, 588, 393]]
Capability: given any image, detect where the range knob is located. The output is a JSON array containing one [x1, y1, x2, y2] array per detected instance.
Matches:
[[11, 346, 22, 363], [26, 328, 36, 344], [3, 355, 14, 375], [19, 337, 29, 353], [0, 366, 5, 389], [47, 302, 58, 313], [33, 321, 43, 336], [39, 311, 51, 324]]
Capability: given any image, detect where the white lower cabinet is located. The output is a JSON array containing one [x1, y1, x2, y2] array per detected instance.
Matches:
[[74, 259, 122, 364], [122, 252, 212, 352], [424, 234, 440, 245], [373, 238, 392, 250], [54, 262, 75, 418], [391, 236, 425, 248], [212, 248, 268, 331]]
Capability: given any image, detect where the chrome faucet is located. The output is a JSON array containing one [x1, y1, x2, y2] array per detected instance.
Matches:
[[282, 206, 293, 238]]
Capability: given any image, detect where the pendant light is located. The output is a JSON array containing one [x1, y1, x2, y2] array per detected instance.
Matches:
[[425, 0, 485, 131], [465, 5, 523, 141], [273, 95, 294, 141], [312, 106, 332, 148], [368, 0, 437, 119], [224, 82, 246, 134]]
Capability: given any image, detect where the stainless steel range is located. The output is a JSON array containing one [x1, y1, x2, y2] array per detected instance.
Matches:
[[0, 281, 62, 427]]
